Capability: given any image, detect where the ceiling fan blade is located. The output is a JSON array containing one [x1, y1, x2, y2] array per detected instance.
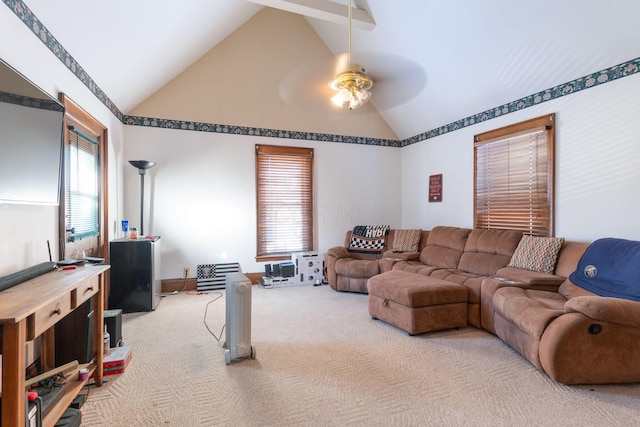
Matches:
[[278, 52, 427, 112], [356, 52, 428, 110], [278, 55, 340, 113]]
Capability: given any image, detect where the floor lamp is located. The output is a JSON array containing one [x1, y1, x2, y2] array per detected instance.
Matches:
[[129, 160, 156, 236]]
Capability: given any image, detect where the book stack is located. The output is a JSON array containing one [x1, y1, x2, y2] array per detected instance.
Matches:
[[103, 345, 132, 376]]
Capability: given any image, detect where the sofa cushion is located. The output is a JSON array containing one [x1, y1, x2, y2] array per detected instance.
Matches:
[[554, 241, 590, 277], [458, 228, 523, 276], [391, 260, 437, 275], [392, 229, 422, 252], [419, 226, 471, 268], [493, 287, 566, 338], [335, 258, 380, 278], [558, 279, 598, 300], [507, 235, 565, 274]]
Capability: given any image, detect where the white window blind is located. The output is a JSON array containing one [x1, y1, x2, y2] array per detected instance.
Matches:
[[65, 126, 99, 242], [474, 114, 555, 236], [256, 144, 314, 259]]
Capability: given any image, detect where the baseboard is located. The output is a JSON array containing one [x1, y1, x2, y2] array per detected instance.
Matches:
[[244, 272, 262, 285], [161, 278, 197, 293], [161, 273, 262, 293]]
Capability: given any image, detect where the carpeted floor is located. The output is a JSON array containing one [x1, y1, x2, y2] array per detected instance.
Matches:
[[80, 284, 640, 426]]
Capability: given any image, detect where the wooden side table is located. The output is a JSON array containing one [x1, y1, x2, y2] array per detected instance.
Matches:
[[0, 264, 109, 426]]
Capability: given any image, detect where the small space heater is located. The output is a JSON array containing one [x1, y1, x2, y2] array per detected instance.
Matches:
[[224, 272, 256, 364]]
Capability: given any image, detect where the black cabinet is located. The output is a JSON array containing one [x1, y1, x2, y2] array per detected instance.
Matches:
[[109, 237, 161, 312]]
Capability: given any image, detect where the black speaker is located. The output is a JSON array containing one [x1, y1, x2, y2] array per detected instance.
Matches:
[[104, 309, 123, 348], [280, 262, 295, 278], [272, 263, 281, 277], [264, 264, 272, 278]]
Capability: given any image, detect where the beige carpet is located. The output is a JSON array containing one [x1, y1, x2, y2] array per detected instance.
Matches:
[[80, 285, 640, 426]]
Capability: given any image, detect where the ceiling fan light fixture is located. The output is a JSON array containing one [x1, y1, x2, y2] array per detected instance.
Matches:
[[329, 63, 373, 110], [329, 0, 373, 110], [331, 88, 351, 107]]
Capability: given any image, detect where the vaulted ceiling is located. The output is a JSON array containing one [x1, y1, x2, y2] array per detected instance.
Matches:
[[20, 0, 640, 140]]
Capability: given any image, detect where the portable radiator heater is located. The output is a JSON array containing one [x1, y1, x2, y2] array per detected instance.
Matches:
[[224, 272, 256, 365]]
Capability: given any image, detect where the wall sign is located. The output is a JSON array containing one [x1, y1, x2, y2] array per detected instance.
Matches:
[[429, 174, 442, 202]]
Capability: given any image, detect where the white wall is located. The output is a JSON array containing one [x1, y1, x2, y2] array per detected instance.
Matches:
[[0, 7, 125, 275], [123, 126, 402, 279], [0, 1, 400, 282], [3, 3, 640, 281], [401, 73, 640, 242]]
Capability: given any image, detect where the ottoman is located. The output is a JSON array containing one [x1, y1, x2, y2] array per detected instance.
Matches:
[[367, 270, 468, 335]]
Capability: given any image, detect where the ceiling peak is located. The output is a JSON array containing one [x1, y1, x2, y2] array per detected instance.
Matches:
[[246, 0, 375, 30]]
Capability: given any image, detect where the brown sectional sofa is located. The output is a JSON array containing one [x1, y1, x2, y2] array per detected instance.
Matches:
[[326, 229, 430, 293], [390, 227, 524, 327], [326, 225, 640, 385]]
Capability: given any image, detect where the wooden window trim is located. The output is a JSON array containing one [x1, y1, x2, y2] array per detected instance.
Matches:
[[255, 144, 314, 261], [474, 113, 555, 236], [66, 126, 100, 241], [58, 93, 109, 261]]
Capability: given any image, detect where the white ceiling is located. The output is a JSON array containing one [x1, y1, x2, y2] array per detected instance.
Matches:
[[22, 0, 640, 140]]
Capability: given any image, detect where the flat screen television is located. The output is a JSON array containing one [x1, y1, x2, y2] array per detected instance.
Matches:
[[0, 58, 64, 205]]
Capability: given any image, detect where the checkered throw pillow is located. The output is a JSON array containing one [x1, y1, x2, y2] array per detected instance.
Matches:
[[348, 225, 390, 254]]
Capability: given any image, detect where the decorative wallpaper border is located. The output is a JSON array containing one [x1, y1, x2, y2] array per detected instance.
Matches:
[[4, 0, 640, 148], [3, 0, 124, 121], [402, 58, 640, 147], [0, 91, 64, 112], [122, 115, 402, 147]]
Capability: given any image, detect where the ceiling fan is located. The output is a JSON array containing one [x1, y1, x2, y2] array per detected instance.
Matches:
[[277, 0, 426, 113], [328, 0, 373, 110]]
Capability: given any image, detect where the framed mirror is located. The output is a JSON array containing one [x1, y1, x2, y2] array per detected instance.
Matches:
[[0, 58, 64, 205]]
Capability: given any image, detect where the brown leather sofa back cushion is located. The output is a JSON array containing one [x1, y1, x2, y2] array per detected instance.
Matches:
[[418, 230, 430, 252], [458, 228, 523, 276], [558, 279, 598, 300], [554, 241, 590, 278], [419, 226, 472, 268]]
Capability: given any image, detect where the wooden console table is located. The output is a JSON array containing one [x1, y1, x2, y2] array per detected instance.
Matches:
[[0, 264, 109, 426]]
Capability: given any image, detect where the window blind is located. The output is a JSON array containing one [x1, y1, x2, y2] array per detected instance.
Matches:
[[65, 126, 99, 242], [474, 114, 555, 236], [256, 144, 314, 259]]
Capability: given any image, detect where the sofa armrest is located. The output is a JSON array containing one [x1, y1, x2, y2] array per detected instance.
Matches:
[[564, 296, 640, 327], [327, 246, 350, 259], [381, 250, 420, 261], [496, 266, 565, 286], [378, 252, 419, 273]]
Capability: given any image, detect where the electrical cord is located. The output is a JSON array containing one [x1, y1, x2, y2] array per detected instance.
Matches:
[[203, 291, 225, 346], [162, 274, 187, 297], [80, 379, 91, 402]]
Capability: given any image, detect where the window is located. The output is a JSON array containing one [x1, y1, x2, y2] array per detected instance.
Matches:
[[65, 126, 99, 241], [256, 144, 314, 261], [59, 94, 108, 260], [474, 114, 555, 236]]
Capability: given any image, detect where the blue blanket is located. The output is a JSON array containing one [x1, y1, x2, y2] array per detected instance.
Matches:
[[569, 238, 640, 301]]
